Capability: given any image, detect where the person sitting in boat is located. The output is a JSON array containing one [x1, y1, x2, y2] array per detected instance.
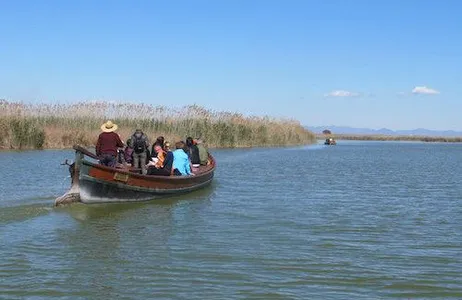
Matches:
[[128, 129, 150, 175], [163, 141, 171, 152], [186, 136, 200, 168], [172, 141, 194, 176], [147, 142, 165, 169], [96, 120, 124, 167], [147, 144, 174, 176], [195, 138, 209, 166], [123, 139, 134, 166], [151, 136, 165, 158]]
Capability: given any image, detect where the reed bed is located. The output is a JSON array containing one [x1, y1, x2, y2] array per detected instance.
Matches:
[[0, 100, 316, 150], [317, 134, 462, 143]]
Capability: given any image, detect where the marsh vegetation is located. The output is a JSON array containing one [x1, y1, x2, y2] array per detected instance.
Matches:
[[0, 100, 316, 150]]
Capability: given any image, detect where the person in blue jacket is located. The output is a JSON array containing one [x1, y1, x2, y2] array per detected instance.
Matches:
[[172, 141, 194, 176]]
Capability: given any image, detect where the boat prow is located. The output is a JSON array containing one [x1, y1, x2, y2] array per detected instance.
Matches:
[[55, 145, 216, 206]]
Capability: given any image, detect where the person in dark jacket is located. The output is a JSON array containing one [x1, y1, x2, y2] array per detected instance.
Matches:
[[123, 139, 134, 165], [195, 139, 209, 166], [96, 121, 124, 167], [129, 129, 150, 174], [147, 144, 173, 176], [185, 136, 200, 167]]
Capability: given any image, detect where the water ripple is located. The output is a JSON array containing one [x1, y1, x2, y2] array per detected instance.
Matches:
[[1, 144, 461, 299]]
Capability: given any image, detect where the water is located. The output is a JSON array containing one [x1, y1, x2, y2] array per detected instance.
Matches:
[[1, 141, 461, 299]]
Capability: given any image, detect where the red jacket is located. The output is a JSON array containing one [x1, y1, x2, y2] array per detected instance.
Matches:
[[96, 132, 124, 156]]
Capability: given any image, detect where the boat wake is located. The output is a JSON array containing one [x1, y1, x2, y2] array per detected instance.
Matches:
[[0, 202, 53, 225]]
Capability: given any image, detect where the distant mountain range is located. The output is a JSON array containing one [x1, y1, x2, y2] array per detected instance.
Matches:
[[306, 126, 462, 137]]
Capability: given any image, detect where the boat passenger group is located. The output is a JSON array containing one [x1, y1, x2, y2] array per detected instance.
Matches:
[[95, 121, 210, 176]]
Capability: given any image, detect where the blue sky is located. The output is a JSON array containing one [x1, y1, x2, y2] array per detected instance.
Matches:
[[1, 0, 461, 130]]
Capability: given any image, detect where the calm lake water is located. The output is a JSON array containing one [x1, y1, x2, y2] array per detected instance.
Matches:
[[1, 141, 461, 299]]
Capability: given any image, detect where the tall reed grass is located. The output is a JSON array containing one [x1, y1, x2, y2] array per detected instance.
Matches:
[[0, 100, 316, 150]]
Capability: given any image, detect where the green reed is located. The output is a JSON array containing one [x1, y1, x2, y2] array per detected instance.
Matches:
[[0, 100, 316, 150], [0, 117, 46, 149]]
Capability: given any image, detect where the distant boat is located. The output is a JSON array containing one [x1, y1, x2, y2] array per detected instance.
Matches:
[[324, 138, 337, 145], [55, 145, 216, 205]]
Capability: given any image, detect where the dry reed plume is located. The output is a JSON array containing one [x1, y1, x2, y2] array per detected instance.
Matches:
[[0, 100, 316, 150]]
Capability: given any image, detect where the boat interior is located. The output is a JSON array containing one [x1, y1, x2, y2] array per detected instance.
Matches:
[[74, 145, 215, 177]]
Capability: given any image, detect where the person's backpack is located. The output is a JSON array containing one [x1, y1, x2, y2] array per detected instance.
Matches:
[[132, 135, 147, 154]]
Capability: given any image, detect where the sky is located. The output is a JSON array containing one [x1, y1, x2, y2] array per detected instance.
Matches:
[[1, 0, 461, 130]]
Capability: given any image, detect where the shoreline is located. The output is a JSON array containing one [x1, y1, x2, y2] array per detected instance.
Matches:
[[317, 134, 462, 143]]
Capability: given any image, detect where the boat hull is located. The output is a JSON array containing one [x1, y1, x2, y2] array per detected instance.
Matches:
[[79, 174, 213, 203], [78, 160, 215, 204]]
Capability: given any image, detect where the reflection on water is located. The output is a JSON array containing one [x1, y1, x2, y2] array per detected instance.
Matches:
[[1, 143, 462, 299]]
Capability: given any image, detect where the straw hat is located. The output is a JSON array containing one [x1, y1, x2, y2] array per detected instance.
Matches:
[[100, 120, 118, 132]]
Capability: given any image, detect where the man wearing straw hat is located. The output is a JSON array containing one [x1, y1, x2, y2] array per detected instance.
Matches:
[[96, 120, 124, 167]]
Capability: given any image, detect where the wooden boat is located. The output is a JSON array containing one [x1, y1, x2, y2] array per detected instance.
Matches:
[[55, 145, 216, 206], [324, 138, 337, 145]]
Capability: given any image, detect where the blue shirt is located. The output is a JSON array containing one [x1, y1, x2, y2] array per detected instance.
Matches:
[[172, 149, 192, 175]]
